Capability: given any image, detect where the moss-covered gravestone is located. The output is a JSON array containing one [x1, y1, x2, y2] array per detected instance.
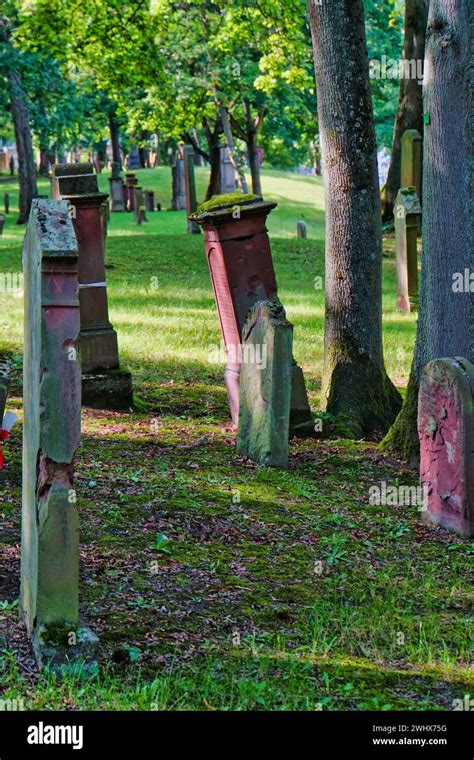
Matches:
[[192, 194, 313, 435], [395, 187, 421, 313], [237, 300, 292, 468], [418, 358, 474, 537], [21, 199, 98, 670]]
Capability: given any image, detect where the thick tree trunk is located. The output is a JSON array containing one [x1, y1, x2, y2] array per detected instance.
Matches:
[[382, 0, 429, 221], [7, 66, 38, 224], [308, 0, 402, 438], [382, 0, 473, 461], [109, 112, 122, 174]]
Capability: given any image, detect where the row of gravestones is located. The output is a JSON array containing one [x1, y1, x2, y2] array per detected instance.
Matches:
[[17, 164, 473, 673]]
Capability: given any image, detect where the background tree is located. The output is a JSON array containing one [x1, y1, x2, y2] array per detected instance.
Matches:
[[308, 0, 402, 438], [0, 10, 38, 224], [381, 0, 430, 221], [383, 0, 473, 461]]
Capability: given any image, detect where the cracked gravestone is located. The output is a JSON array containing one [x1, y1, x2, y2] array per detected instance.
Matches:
[[395, 187, 421, 313], [237, 300, 292, 468], [21, 198, 99, 670], [418, 357, 474, 537]]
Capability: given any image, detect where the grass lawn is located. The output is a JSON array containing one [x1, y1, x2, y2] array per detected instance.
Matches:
[[0, 168, 471, 711]]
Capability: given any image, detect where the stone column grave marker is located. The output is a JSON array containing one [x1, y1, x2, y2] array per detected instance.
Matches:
[[21, 198, 98, 669], [395, 187, 421, 313]]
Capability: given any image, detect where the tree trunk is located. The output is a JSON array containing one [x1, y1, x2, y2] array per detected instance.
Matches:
[[219, 106, 248, 194], [382, 0, 473, 461], [382, 0, 429, 221], [247, 131, 262, 196], [7, 66, 38, 224], [308, 0, 402, 438], [203, 119, 222, 200], [109, 112, 122, 174], [39, 147, 50, 176]]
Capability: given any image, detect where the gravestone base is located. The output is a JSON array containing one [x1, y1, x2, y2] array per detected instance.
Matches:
[[82, 368, 133, 410], [290, 363, 314, 436], [33, 622, 99, 674], [418, 357, 474, 537]]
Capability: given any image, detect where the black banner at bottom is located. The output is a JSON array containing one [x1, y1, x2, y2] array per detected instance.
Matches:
[[0, 710, 471, 757]]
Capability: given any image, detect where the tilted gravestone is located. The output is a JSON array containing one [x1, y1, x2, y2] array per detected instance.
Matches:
[[182, 145, 201, 234], [237, 300, 292, 468], [219, 144, 237, 194], [192, 194, 313, 435], [51, 164, 133, 409], [21, 199, 98, 668], [395, 187, 421, 313], [418, 357, 474, 537], [401, 129, 422, 203]]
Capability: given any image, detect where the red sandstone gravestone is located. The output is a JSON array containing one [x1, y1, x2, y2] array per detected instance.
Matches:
[[192, 194, 312, 434], [418, 357, 474, 537], [21, 199, 98, 669], [51, 163, 133, 409]]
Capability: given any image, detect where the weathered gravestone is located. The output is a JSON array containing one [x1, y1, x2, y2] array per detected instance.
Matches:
[[51, 164, 133, 409], [171, 156, 186, 210], [296, 219, 307, 238], [237, 300, 292, 468], [144, 190, 155, 212], [134, 187, 146, 223], [418, 357, 474, 537], [126, 173, 138, 212], [192, 194, 312, 435], [21, 199, 98, 669], [219, 144, 237, 194], [108, 175, 125, 212], [401, 129, 422, 203], [0, 214, 5, 236], [4, 193, 9, 215], [395, 187, 421, 313], [127, 146, 141, 170], [182, 145, 201, 234]]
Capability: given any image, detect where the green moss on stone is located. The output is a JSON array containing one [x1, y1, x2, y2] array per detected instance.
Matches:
[[195, 193, 260, 215]]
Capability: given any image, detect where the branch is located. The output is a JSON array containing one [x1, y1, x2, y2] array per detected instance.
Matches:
[[182, 131, 209, 162]]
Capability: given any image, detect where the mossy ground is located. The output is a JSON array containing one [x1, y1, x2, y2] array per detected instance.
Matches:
[[0, 169, 471, 711]]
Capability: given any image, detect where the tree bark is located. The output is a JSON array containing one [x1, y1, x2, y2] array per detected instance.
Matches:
[[382, 0, 430, 221], [7, 66, 38, 225], [109, 112, 122, 174], [308, 0, 402, 438], [382, 0, 473, 462], [219, 106, 248, 194], [203, 118, 222, 200]]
